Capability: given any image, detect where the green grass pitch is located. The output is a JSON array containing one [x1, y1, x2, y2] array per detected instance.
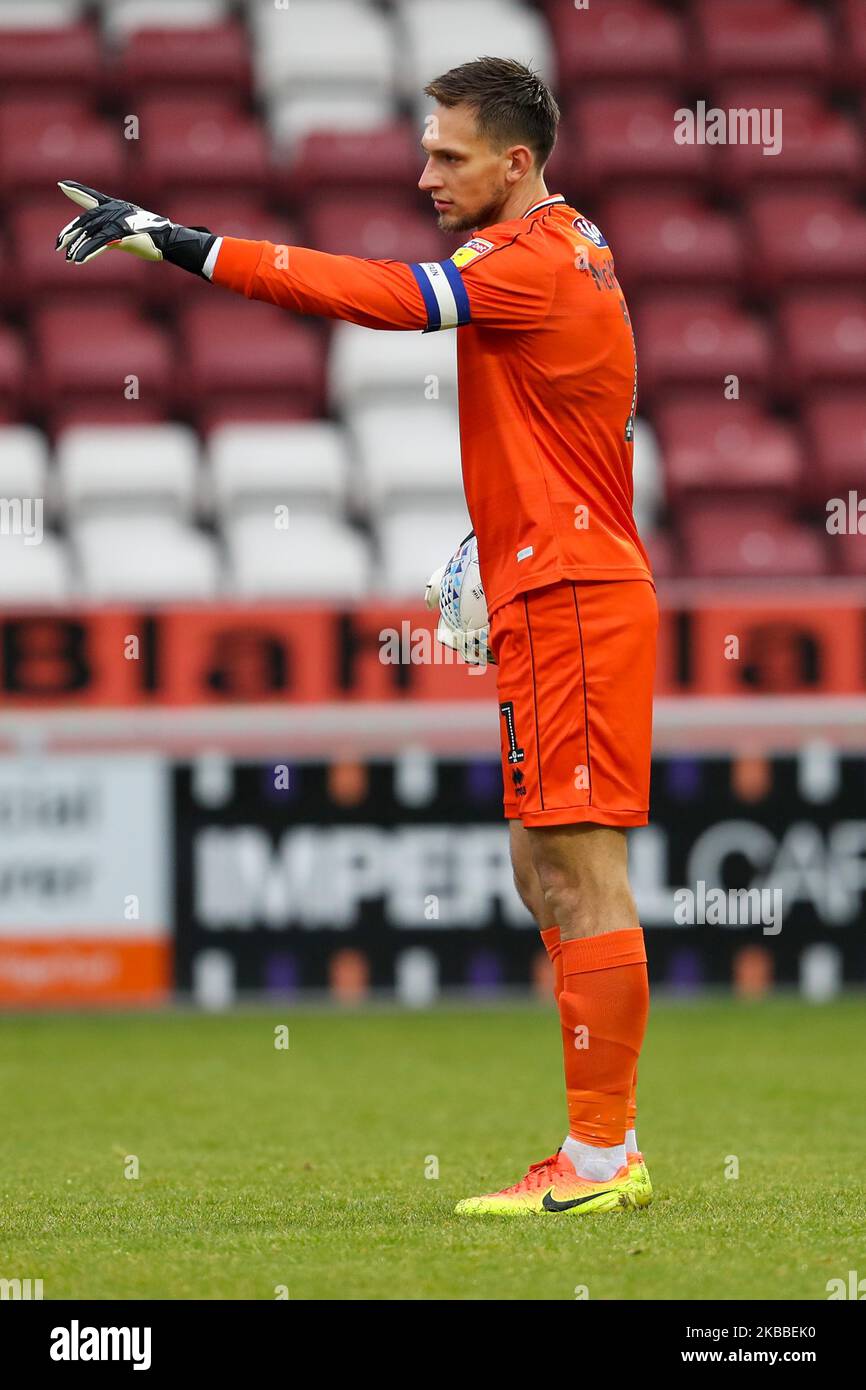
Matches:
[[2, 997, 864, 1300]]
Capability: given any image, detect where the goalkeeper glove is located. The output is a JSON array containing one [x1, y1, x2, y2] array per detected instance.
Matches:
[[55, 180, 216, 277]]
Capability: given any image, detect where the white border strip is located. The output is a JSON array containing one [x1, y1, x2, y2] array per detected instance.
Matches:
[[0, 698, 864, 756]]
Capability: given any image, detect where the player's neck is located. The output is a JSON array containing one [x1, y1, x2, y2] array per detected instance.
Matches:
[[496, 181, 551, 225]]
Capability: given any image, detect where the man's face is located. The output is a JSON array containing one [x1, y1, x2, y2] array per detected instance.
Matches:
[[418, 102, 515, 235]]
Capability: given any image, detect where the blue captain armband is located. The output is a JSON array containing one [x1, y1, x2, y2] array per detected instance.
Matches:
[[410, 259, 472, 332]]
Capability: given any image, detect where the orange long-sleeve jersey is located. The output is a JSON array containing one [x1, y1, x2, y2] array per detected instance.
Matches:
[[207, 195, 652, 616]]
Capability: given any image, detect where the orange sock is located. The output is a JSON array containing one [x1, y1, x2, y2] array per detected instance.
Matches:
[[627, 1063, 638, 1140], [539, 925, 563, 1001], [558, 928, 649, 1148]]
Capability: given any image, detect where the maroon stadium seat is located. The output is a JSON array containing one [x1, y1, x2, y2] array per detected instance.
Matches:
[[132, 98, 270, 204], [777, 294, 866, 393], [832, 531, 866, 576], [681, 504, 829, 578], [713, 89, 862, 195], [656, 401, 803, 509], [747, 191, 866, 292], [32, 306, 175, 428], [564, 94, 711, 198], [642, 528, 678, 580], [602, 194, 743, 292], [304, 194, 452, 262], [634, 295, 774, 405], [802, 392, 866, 503], [0, 326, 27, 420], [693, 0, 833, 84], [10, 200, 151, 310], [0, 22, 103, 101], [285, 124, 422, 203], [49, 402, 170, 435], [177, 301, 326, 425], [544, 0, 687, 88], [0, 99, 126, 199], [111, 21, 252, 104], [198, 401, 319, 434], [839, 0, 866, 90]]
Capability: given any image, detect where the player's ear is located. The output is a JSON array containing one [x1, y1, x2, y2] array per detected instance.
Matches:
[[506, 145, 535, 182]]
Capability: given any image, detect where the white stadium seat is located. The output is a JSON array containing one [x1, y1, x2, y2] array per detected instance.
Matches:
[[251, 0, 396, 103], [0, 426, 50, 505], [396, 0, 554, 108], [98, 0, 229, 40], [0, 532, 70, 602], [632, 417, 665, 535], [56, 426, 201, 521], [0, 1, 83, 25], [267, 92, 396, 154], [375, 504, 473, 597], [225, 512, 371, 599], [347, 402, 463, 514], [329, 322, 458, 415], [72, 516, 220, 600], [207, 421, 350, 519]]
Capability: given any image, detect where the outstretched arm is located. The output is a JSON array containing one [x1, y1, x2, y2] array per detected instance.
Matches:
[[55, 180, 453, 333]]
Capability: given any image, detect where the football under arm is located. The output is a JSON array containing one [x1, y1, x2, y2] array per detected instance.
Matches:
[[206, 236, 449, 332]]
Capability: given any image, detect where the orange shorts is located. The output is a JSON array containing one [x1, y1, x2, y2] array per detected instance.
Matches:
[[489, 577, 658, 828]]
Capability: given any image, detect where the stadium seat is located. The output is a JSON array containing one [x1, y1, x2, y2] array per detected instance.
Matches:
[[0, 425, 50, 503], [693, 0, 833, 84], [251, 0, 395, 98], [98, 0, 230, 37], [832, 531, 866, 577], [713, 89, 862, 194], [642, 527, 677, 580], [0, 20, 101, 99], [10, 199, 151, 309], [655, 402, 803, 509], [329, 323, 458, 415], [802, 392, 866, 504], [747, 191, 866, 292], [0, 2, 84, 26], [32, 305, 175, 426], [838, 0, 866, 90], [224, 511, 371, 598], [777, 294, 866, 393], [56, 424, 200, 519], [375, 505, 474, 597], [267, 92, 397, 157], [0, 99, 125, 196], [347, 402, 463, 515], [631, 417, 665, 536], [177, 301, 326, 423], [634, 295, 774, 405], [132, 97, 271, 203], [0, 325, 27, 418], [396, 0, 554, 107], [602, 194, 744, 292], [72, 514, 220, 599], [0, 531, 70, 601], [305, 194, 451, 262], [544, 0, 687, 88], [208, 421, 350, 519], [287, 124, 422, 202], [110, 19, 251, 104], [681, 504, 829, 579], [564, 94, 710, 198]]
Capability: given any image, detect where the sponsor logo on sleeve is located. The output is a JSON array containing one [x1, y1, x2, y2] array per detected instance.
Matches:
[[451, 237, 495, 269]]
